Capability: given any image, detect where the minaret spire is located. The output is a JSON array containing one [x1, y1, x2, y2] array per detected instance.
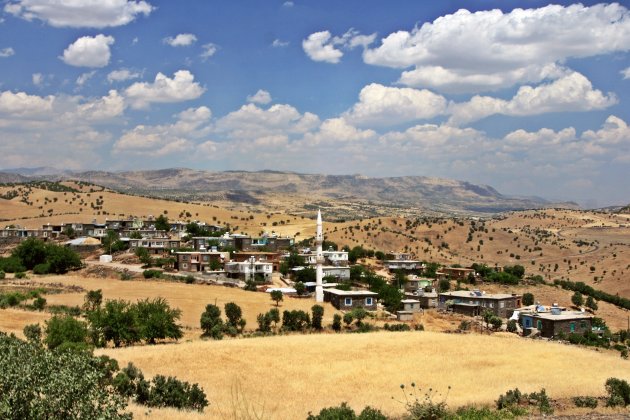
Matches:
[[315, 209, 324, 302]]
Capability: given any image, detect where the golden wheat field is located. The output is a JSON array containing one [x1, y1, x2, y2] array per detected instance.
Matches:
[[97, 331, 630, 419]]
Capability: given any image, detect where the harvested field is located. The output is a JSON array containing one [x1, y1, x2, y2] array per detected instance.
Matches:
[[98, 331, 630, 419]]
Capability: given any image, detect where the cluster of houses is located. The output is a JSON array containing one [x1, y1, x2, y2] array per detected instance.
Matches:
[[2, 217, 595, 339]]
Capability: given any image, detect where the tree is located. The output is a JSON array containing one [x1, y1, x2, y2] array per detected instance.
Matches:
[[268, 308, 280, 329], [295, 267, 315, 283], [84, 289, 103, 312], [311, 305, 324, 330], [572, 291, 584, 307], [438, 279, 450, 293], [154, 214, 170, 232], [504, 265, 525, 279], [270, 290, 283, 307], [394, 270, 407, 289], [522, 292, 535, 306], [343, 312, 354, 327], [0, 333, 130, 419], [135, 298, 183, 344], [45, 244, 82, 274], [256, 312, 272, 333], [102, 230, 126, 254], [490, 316, 503, 330], [63, 225, 76, 239], [351, 308, 367, 326], [23, 323, 42, 345], [507, 320, 518, 333], [44, 315, 88, 351], [224, 302, 243, 328], [200, 304, 223, 339], [92, 299, 141, 347], [135, 247, 152, 267], [294, 281, 306, 296], [332, 314, 342, 332], [586, 296, 598, 311], [12, 238, 47, 270]]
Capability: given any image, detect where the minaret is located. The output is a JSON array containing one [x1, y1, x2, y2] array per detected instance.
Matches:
[[315, 209, 324, 302]]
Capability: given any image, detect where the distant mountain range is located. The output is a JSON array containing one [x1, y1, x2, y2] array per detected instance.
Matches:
[[0, 167, 579, 218]]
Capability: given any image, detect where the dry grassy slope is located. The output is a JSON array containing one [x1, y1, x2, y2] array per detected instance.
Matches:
[[97, 331, 630, 419]]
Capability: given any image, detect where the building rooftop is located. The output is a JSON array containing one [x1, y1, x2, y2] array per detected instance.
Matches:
[[440, 291, 520, 300], [324, 288, 378, 296]]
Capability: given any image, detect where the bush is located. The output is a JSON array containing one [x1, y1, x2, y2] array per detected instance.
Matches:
[[458, 320, 471, 331], [23, 323, 42, 344], [147, 375, 208, 411], [522, 292, 534, 306], [496, 387, 552, 414], [15, 272, 27, 279], [282, 310, 310, 331], [311, 304, 324, 330], [0, 256, 26, 273], [307, 402, 386, 420], [184, 275, 195, 284], [506, 320, 517, 333], [44, 315, 88, 351], [33, 296, 47, 310], [0, 270, 4, 279], [383, 323, 411, 331], [332, 314, 342, 332], [33, 263, 50, 275], [572, 396, 598, 408], [605, 377, 630, 407], [200, 304, 223, 339], [143, 269, 162, 279], [0, 333, 129, 419]]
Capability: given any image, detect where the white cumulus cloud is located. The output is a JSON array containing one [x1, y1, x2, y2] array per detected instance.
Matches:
[[4, 0, 153, 28], [0, 90, 54, 116], [272, 39, 289, 48], [303, 29, 375, 64], [76, 71, 96, 87], [200, 43, 218, 60], [124, 70, 205, 109], [163, 33, 197, 47], [61, 35, 115, 68], [447, 72, 617, 126], [247, 89, 272, 105], [0, 47, 15, 57], [364, 3, 630, 93], [622, 67, 630, 80], [343, 83, 448, 127], [107, 68, 141, 83], [113, 106, 212, 156]]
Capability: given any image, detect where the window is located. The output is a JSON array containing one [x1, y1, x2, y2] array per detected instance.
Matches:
[[182, 263, 188, 269], [537, 320, 542, 330], [500, 301, 505, 308], [183, 255, 189, 261], [203, 255, 209, 261], [580, 321, 587, 329], [570, 322, 575, 332], [365, 297, 373, 306], [344, 298, 352, 306]]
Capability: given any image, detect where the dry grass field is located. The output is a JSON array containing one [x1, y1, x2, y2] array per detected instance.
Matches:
[[0, 274, 340, 337], [97, 331, 630, 419]]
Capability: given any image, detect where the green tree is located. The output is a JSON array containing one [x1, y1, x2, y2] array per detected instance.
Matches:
[[200, 304, 223, 339], [63, 225, 76, 239], [522, 292, 535, 306], [332, 314, 342, 332], [270, 290, 283, 307], [0, 333, 130, 419], [268, 308, 280, 329], [295, 267, 316, 283], [343, 312, 354, 327], [102, 230, 126, 254], [135, 298, 183, 344], [23, 323, 42, 345], [351, 308, 367, 326], [154, 214, 170, 232], [294, 281, 306, 296], [44, 243, 82, 274], [44, 315, 88, 351], [311, 305, 324, 330], [12, 238, 47, 270], [92, 299, 141, 347], [438, 279, 450, 293], [84, 289, 103, 312], [394, 270, 407, 289], [224, 302, 243, 328], [586, 296, 598, 311], [572, 291, 584, 307], [135, 247, 152, 267]]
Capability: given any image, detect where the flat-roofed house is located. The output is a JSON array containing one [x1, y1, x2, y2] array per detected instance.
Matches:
[[324, 289, 378, 311], [438, 290, 521, 318]]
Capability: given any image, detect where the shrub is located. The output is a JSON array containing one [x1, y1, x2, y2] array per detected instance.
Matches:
[[0, 256, 25, 273], [23, 323, 42, 344], [458, 320, 471, 331], [147, 375, 208, 412], [572, 396, 598, 408], [506, 320, 517, 333], [184, 275, 195, 284], [307, 402, 386, 420], [44, 315, 88, 351], [332, 314, 342, 332], [33, 263, 50, 275], [384, 323, 411, 332], [311, 304, 324, 330], [400, 383, 449, 420], [33, 296, 47, 310], [282, 310, 310, 331], [605, 377, 630, 407], [200, 304, 223, 339], [15, 272, 27, 279], [0, 333, 129, 418], [0, 270, 4, 279], [490, 316, 503, 330], [522, 292, 534, 306], [143, 269, 162, 279]]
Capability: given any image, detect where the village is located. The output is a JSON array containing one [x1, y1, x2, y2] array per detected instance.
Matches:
[[0, 209, 599, 342]]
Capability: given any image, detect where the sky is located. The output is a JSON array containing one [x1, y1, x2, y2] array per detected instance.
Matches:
[[0, 1, 629, 207]]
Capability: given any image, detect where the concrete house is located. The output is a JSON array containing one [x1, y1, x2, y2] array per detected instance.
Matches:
[[176, 251, 229, 272], [323, 289, 378, 311], [438, 290, 521, 318], [437, 267, 475, 281], [519, 305, 593, 338], [129, 238, 181, 255]]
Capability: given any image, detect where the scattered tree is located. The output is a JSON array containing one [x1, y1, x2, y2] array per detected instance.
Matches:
[[270, 290, 283, 307]]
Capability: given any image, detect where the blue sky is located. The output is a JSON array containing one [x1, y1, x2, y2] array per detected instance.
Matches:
[[0, 1, 629, 207]]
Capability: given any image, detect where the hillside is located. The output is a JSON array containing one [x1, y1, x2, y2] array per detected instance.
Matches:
[[0, 168, 577, 218]]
